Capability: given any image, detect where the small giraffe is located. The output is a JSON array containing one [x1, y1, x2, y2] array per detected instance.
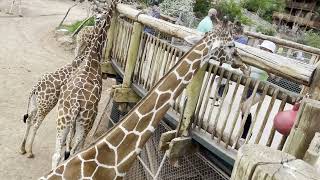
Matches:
[[50, 1, 116, 168], [20, 12, 103, 158], [41, 20, 237, 179], [20, 53, 87, 158]]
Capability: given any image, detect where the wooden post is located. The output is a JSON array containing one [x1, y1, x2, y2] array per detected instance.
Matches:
[[309, 64, 320, 100], [112, 21, 142, 104], [101, 12, 118, 75], [231, 144, 320, 180], [122, 21, 143, 87], [176, 64, 208, 137], [303, 132, 320, 167], [283, 98, 320, 159]]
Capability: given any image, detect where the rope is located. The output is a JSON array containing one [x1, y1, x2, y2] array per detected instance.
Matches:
[[154, 151, 168, 179], [137, 155, 155, 178]]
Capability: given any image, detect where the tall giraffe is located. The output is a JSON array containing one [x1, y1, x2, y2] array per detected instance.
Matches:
[[50, 1, 117, 168], [19, 13, 100, 159], [41, 20, 237, 179]]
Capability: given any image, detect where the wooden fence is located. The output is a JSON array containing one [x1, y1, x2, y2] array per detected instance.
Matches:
[[103, 4, 319, 163]]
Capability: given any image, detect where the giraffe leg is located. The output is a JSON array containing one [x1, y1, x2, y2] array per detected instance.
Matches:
[[20, 119, 31, 154], [7, 0, 16, 14], [70, 122, 86, 155], [64, 123, 75, 160], [52, 127, 69, 168], [26, 114, 45, 158]]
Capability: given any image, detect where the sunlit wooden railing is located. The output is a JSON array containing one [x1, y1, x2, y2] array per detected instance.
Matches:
[[104, 4, 318, 160]]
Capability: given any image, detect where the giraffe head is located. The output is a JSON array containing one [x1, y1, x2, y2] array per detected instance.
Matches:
[[185, 19, 241, 67]]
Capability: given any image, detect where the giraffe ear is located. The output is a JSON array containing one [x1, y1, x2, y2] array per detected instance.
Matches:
[[184, 35, 204, 45]]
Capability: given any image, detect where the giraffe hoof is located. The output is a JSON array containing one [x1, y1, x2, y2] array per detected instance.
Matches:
[[26, 153, 34, 158], [19, 149, 26, 155]]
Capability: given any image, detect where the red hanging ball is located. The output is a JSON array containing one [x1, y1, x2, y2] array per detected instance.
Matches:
[[274, 103, 300, 136]]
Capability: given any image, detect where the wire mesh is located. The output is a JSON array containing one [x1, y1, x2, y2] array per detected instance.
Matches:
[[124, 122, 230, 180]]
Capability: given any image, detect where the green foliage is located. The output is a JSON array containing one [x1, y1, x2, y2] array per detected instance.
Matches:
[[256, 25, 276, 36], [242, 0, 285, 22], [301, 30, 320, 49], [214, 0, 252, 25], [193, 0, 211, 18], [160, 0, 195, 26], [64, 17, 95, 33]]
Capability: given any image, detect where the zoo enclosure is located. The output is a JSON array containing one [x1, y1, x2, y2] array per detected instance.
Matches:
[[101, 3, 320, 177]]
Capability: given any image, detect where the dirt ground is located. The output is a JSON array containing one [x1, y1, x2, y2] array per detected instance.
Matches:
[[0, 0, 113, 179]]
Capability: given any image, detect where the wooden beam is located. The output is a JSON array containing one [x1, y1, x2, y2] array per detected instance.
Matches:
[[116, 4, 200, 39], [245, 30, 320, 55], [116, 4, 316, 86], [231, 144, 320, 180], [303, 132, 320, 167], [283, 98, 320, 159], [236, 42, 316, 86]]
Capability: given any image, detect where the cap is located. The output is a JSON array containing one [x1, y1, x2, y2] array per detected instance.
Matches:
[[208, 8, 217, 17], [258, 40, 276, 53]]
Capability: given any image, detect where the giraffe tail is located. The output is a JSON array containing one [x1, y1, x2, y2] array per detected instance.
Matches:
[[22, 87, 36, 123]]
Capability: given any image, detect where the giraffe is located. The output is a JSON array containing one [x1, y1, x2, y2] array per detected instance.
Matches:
[[41, 19, 237, 179], [7, 0, 22, 17], [19, 12, 102, 159], [75, 26, 94, 57], [50, 1, 117, 168]]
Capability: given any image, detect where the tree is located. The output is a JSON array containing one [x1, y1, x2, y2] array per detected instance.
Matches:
[[160, 0, 195, 26]]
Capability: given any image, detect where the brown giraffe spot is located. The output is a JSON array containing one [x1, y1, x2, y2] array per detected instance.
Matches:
[[158, 73, 181, 92], [192, 61, 201, 71], [47, 174, 62, 180], [121, 113, 140, 132], [108, 128, 126, 147], [185, 73, 193, 82], [173, 86, 185, 99], [117, 133, 139, 164], [155, 93, 171, 109], [187, 51, 202, 61], [176, 61, 190, 77], [195, 44, 205, 51], [117, 153, 136, 174], [92, 167, 116, 180], [55, 165, 64, 175], [81, 146, 97, 161], [138, 92, 158, 115], [203, 47, 209, 56], [96, 142, 115, 165], [83, 160, 98, 177], [63, 157, 82, 180], [135, 113, 153, 133], [151, 106, 170, 128], [138, 130, 153, 149]]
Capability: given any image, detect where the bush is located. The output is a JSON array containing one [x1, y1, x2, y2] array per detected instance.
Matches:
[[256, 25, 276, 36], [242, 0, 285, 22], [193, 0, 211, 18], [301, 30, 320, 49], [214, 0, 252, 25], [64, 17, 95, 33], [160, 0, 195, 26]]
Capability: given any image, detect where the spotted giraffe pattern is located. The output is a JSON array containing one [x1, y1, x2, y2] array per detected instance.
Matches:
[[41, 20, 236, 179], [20, 53, 86, 158], [50, 1, 117, 168], [75, 26, 94, 57]]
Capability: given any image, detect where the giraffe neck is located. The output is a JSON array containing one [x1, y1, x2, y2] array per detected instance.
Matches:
[[81, 3, 115, 72], [42, 13, 231, 180]]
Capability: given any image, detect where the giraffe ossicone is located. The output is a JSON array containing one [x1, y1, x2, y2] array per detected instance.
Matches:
[[41, 18, 238, 179]]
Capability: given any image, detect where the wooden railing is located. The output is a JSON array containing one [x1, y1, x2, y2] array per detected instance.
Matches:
[[104, 4, 319, 163]]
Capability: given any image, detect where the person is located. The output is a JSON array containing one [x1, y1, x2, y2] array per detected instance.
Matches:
[[144, 1, 161, 35], [197, 8, 219, 33], [240, 40, 277, 139], [214, 22, 248, 106]]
